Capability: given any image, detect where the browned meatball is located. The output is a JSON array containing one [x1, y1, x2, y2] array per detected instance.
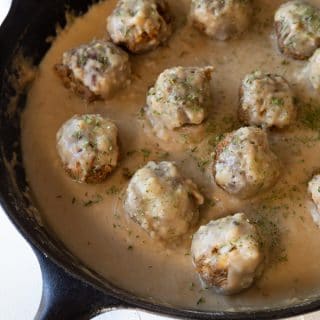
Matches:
[[190, 0, 253, 40], [191, 213, 264, 295], [55, 40, 131, 101], [56, 114, 119, 183], [124, 161, 204, 242], [308, 175, 320, 227], [146, 66, 214, 136], [107, 0, 172, 53], [214, 127, 280, 198], [239, 71, 296, 128], [275, 1, 320, 60], [307, 48, 320, 90]]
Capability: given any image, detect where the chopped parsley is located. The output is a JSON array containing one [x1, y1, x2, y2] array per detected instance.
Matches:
[[83, 194, 103, 207], [196, 297, 206, 305], [197, 159, 210, 172], [122, 167, 134, 179], [205, 198, 216, 207], [106, 185, 120, 195], [72, 131, 82, 140], [141, 148, 151, 160], [299, 101, 320, 131], [137, 108, 146, 120], [271, 97, 284, 107]]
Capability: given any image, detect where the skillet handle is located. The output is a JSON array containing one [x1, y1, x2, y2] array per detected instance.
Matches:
[[34, 249, 125, 320]]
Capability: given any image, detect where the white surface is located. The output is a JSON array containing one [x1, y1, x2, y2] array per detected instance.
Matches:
[[0, 210, 42, 319], [0, 0, 11, 23], [0, 1, 319, 319]]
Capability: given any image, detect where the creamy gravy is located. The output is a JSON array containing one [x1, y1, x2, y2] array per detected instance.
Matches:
[[21, 0, 320, 311]]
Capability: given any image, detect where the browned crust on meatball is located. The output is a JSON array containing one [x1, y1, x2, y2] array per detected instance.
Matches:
[[274, 21, 309, 60], [117, 0, 172, 53], [195, 255, 228, 289], [238, 75, 295, 127], [238, 84, 249, 124], [128, 30, 159, 53], [62, 136, 120, 184], [192, 19, 207, 36], [203, 67, 214, 81], [156, 0, 172, 25], [214, 133, 232, 163], [212, 132, 232, 185], [64, 163, 115, 184], [54, 63, 101, 102]]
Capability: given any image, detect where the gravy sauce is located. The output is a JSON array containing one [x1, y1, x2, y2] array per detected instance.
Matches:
[[21, 0, 320, 310]]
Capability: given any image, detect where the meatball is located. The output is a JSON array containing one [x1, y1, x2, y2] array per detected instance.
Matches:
[[190, 0, 252, 41], [275, 1, 320, 60], [55, 40, 131, 101], [124, 161, 204, 241], [239, 71, 296, 128], [307, 48, 320, 90], [191, 213, 264, 295], [308, 175, 320, 226], [107, 0, 172, 54], [214, 127, 280, 198], [146, 66, 214, 132], [56, 114, 119, 183]]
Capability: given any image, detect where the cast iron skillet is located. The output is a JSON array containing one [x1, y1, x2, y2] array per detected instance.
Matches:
[[1, 1, 320, 319]]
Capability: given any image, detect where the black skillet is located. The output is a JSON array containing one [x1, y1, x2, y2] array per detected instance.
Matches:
[[1, 1, 320, 319]]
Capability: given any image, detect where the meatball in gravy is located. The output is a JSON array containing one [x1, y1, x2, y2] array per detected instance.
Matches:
[[146, 66, 214, 136], [214, 127, 280, 198], [275, 1, 320, 60], [307, 48, 320, 90], [55, 40, 131, 101], [191, 213, 264, 295], [124, 161, 204, 242], [239, 71, 296, 128], [308, 175, 320, 227], [56, 114, 119, 183], [190, 0, 253, 40], [107, 0, 172, 53]]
